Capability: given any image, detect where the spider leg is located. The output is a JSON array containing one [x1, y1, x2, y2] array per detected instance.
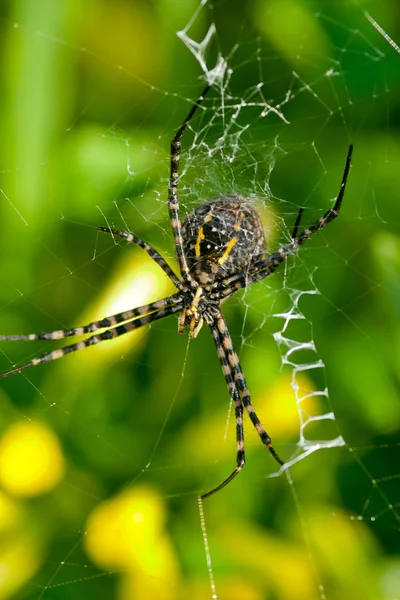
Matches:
[[202, 309, 283, 499], [201, 313, 245, 499], [169, 84, 211, 282], [291, 207, 304, 239], [212, 144, 353, 299], [214, 313, 284, 462], [292, 143, 353, 243], [0, 301, 183, 378], [98, 227, 182, 289], [0, 294, 182, 342]]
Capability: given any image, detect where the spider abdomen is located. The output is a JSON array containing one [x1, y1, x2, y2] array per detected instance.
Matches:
[[181, 194, 266, 285]]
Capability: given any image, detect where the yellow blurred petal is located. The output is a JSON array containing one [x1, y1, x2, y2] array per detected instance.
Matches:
[[0, 535, 42, 600], [66, 250, 174, 375], [120, 557, 179, 600], [259, 372, 316, 438], [0, 421, 65, 497], [307, 509, 381, 598], [0, 490, 19, 532], [221, 523, 314, 600], [85, 486, 178, 583], [185, 578, 263, 600]]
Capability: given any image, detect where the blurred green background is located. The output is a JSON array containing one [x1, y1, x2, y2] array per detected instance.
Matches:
[[0, 1, 399, 599]]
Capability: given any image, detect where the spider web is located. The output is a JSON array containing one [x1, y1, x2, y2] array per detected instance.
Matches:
[[0, 2, 399, 599]]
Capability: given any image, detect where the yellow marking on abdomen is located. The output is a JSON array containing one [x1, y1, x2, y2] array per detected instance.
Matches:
[[218, 211, 244, 264], [195, 226, 205, 257], [218, 236, 238, 265], [233, 211, 244, 231]]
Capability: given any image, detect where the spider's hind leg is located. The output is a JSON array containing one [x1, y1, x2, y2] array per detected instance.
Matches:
[[201, 309, 283, 499], [214, 313, 284, 466]]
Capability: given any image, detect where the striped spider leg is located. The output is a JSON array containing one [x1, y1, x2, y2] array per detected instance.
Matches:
[[0, 296, 184, 378], [169, 83, 211, 284], [0, 226, 185, 377], [97, 226, 183, 290], [210, 144, 353, 302], [203, 306, 284, 499]]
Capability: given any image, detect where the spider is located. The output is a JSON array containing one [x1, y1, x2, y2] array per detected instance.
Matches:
[[0, 84, 353, 499]]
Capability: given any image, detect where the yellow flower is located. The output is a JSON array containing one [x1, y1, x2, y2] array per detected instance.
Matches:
[[0, 421, 65, 496]]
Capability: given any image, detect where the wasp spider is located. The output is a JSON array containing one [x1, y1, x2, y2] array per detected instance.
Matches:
[[0, 84, 353, 498]]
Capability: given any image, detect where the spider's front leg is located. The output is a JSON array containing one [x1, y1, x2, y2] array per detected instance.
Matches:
[[0, 297, 183, 378], [212, 144, 353, 299], [98, 227, 182, 289], [168, 84, 211, 282]]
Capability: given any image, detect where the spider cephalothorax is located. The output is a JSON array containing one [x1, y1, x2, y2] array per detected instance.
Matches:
[[0, 83, 353, 499]]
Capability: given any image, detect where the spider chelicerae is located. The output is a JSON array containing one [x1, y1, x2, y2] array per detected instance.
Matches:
[[0, 84, 353, 499]]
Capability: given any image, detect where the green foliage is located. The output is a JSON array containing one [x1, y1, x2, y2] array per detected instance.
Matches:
[[0, 1, 399, 599]]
